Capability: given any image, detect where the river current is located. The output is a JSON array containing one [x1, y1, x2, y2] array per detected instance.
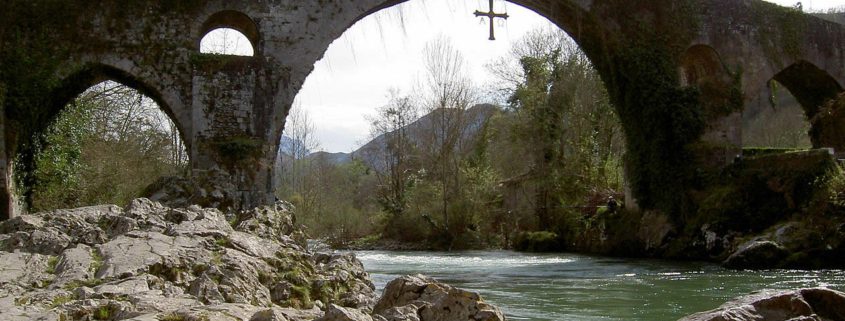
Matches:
[[355, 250, 845, 321]]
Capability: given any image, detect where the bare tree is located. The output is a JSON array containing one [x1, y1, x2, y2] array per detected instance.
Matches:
[[362, 89, 418, 221], [279, 105, 320, 196], [415, 36, 478, 242]]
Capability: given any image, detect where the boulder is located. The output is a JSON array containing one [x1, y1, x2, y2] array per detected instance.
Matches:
[[142, 168, 241, 211], [679, 288, 845, 321], [373, 274, 505, 321], [723, 240, 789, 269], [638, 211, 675, 252]]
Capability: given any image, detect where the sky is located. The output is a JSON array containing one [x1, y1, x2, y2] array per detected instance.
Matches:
[[206, 0, 845, 153]]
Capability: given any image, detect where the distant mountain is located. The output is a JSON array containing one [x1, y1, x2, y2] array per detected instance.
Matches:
[[308, 104, 500, 169], [278, 135, 312, 157], [307, 151, 353, 165]]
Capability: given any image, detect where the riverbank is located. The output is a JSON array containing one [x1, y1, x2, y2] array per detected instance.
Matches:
[[336, 150, 845, 270]]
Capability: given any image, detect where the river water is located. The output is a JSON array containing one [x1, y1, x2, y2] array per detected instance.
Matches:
[[355, 250, 845, 321]]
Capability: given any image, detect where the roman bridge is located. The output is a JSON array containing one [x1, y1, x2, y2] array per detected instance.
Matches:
[[1, 0, 844, 220]]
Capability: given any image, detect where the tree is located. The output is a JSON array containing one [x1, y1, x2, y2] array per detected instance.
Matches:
[[27, 81, 187, 212], [488, 28, 623, 238], [413, 36, 479, 246], [277, 105, 320, 198], [361, 89, 419, 240]]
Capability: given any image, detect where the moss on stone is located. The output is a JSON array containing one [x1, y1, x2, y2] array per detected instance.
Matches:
[[210, 136, 264, 165]]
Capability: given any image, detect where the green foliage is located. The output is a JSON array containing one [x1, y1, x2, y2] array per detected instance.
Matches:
[[812, 162, 845, 213], [62, 278, 104, 290], [281, 158, 381, 245], [213, 136, 263, 163], [94, 305, 111, 320], [491, 29, 624, 243], [90, 249, 104, 275], [694, 150, 839, 234], [286, 29, 624, 251], [46, 256, 60, 274], [50, 295, 74, 308], [27, 99, 92, 210], [288, 285, 313, 309], [613, 45, 703, 217], [25, 83, 186, 212], [513, 231, 562, 252], [214, 236, 232, 248]]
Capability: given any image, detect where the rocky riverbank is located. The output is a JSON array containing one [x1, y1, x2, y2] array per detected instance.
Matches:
[[0, 199, 504, 321]]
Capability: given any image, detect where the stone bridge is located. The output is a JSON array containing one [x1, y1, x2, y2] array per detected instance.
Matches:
[[1, 0, 844, 220]]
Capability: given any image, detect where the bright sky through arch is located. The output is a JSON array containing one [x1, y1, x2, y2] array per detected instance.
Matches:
[[200, 28, 255, 56], [282, 0, 844, 153]]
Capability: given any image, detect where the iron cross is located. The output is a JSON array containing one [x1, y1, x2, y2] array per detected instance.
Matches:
[[474, 0, 509, 41]]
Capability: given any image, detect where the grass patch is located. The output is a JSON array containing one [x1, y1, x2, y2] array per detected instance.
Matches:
[[288, 285, 313, 309], [62, 278, 104, 290], [211, 251, 224, 266], [214, 236, 232, 248], [46, 256, 59, 274], [50, 294, 74, 308], [94, 305, 110, 320], [89, 249, 104, 275], [513, 231, 561, 252]]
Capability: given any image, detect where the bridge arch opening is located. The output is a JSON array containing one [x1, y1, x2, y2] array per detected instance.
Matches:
[[14, 66, 189, 213], [748, 60, 845, 150], [743, 78, 814, 149], [773, 60, 843, 120], [199, 11, 258, 56], [286, 0, 625, 248]]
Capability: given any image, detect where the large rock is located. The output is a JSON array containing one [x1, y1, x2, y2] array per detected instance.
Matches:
[[0, 199, 377, 321], [373, 274, 505, 321], [143, 168, 242, 211], [723, 240, 789, 269], [679, 288, 845, 321]]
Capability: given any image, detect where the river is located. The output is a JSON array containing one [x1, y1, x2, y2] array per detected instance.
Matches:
[[355, 250, 845, 321]]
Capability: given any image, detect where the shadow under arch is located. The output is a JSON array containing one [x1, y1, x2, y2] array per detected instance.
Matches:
[[771, 60, 844, 148], [199, 10, 260, 54], [773, 60, 843, 120]]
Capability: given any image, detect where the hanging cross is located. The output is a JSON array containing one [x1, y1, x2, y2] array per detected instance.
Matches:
[[474, 0, 509, 41]]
